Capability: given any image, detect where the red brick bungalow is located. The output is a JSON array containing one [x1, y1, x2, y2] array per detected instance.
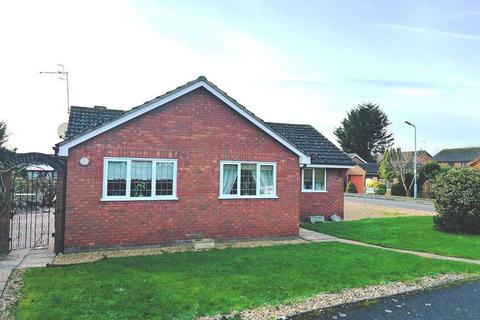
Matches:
[[56, 77, 354, 251]]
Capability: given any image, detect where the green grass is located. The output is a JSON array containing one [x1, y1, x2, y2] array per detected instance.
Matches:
[[302, 216, 480, 260], [376, 211, 407, 217], [17, 242, 480, 320]]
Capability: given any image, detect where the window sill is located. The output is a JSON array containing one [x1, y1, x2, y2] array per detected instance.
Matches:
[[301, 190, 328, 193], [218, 195, 278, 200], [100, 197, 179, 202]]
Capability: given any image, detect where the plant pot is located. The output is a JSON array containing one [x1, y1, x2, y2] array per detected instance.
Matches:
[[192, 239, 215, 250]]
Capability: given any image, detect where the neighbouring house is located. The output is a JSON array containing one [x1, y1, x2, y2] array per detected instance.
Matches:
[[468, 155, 480, 169], [345, 153, 380, 193], [360, 163, 380, 189], [55, 76, 353, 251], [433, 147, 480, 168], [348, 153, 367, 165], [402, 150, 433, 164]]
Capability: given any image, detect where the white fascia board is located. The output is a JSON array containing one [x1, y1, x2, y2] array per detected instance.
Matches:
[[58, 81, 204, 156], [302, 164, 354, 169], [58, 80, 311, 164], [349, 153, 367, 164]]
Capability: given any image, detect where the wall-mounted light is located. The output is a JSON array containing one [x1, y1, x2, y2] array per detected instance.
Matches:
[[79, 157, 90, 166]]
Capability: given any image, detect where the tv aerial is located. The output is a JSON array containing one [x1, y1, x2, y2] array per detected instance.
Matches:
[[40, 64, 70, 113]]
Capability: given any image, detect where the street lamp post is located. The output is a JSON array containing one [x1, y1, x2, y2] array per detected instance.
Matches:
[[405, 121, 417, 199]]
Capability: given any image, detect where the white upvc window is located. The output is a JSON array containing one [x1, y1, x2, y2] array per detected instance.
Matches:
[[102, 157, 177, 201], [219, 161, 277, 199], [301, 167, 327, 192]]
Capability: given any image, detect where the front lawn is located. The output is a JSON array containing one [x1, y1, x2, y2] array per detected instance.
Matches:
[[17, 242, 480, 320], [302, 216, 480, 260]]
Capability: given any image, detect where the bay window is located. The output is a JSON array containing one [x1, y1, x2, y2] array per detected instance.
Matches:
[[302, 168, 327, 192], [103, 157, 177, 200], [220, 161, 276, 198]]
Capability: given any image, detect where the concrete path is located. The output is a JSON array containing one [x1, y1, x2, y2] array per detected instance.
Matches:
[[299, 228, 480, 265], [299, 228, 339, 242], [0, 248, 54, 298]]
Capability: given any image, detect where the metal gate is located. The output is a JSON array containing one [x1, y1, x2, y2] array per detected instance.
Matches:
[[9, 166, 56, 250]]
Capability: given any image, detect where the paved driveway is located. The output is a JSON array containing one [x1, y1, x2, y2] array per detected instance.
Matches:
[[296, 280, 480, 320]]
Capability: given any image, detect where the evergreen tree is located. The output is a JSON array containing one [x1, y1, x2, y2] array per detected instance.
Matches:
[[334, 102, 393, 162], [0, 120, 13, 163]]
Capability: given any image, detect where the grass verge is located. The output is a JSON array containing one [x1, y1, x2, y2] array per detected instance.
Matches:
[[302, 216, 480, 260], [16, 241, 480, 319]]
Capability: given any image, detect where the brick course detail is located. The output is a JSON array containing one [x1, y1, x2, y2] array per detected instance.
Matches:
[[65, 88, 301, 250]]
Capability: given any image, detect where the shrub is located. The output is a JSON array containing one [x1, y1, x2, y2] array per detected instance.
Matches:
[[390, 183, 406, 196], [346, 181, 358, 193], [374, 183, 387, 195], [420, 180, 434, 199], [367, 180, 378, 188], [433, 168, 480, 234], [420, 160, 442, 181]]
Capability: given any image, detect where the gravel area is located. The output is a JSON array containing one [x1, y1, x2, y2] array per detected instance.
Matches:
[[53, 239, 307, 265], [0, 270, 24, 320], [345, 200, 434, 221], [198, 273, 474, 320]]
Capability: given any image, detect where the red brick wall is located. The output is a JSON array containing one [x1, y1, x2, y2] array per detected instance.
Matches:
[[299, 169, 346, 221], [64, 88, 301, 250]]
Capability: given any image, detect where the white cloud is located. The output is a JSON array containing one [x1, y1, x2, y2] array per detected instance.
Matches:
[[375, 23, 480, 41], [3, 1, 475, 157], [393, 88, 442, 97], [0, 0, 332, 153]]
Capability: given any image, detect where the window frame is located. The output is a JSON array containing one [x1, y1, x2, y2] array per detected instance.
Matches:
[[301, 167, 327, 192], [102, 157, 178, 201], [219, 161, 277, 199]]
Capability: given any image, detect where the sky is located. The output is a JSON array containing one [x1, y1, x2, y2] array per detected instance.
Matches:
[[1, 0, 479, 155]]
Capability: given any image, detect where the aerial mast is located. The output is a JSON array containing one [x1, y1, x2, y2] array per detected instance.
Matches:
[[40, 64, 70, 113]]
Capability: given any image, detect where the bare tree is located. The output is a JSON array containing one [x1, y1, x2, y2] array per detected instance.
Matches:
[[380, 148, 423, 197]]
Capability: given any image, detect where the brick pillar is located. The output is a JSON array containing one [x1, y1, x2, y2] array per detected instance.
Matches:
[[0, 172, 11, 254], [54, 165, 66, 254]]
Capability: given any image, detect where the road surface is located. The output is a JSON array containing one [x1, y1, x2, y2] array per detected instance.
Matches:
[[294, 280, 480, 320], [345, 195, 435, 212]]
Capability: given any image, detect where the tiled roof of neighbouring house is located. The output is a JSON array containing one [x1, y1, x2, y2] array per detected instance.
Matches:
[[265, 122, 354, 166], [66, 106, 124, 138], [433, 147, 480, 163], [469, 155, 480, 166], [402, 150, 432, 160], [359, 162, 380, 174]]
